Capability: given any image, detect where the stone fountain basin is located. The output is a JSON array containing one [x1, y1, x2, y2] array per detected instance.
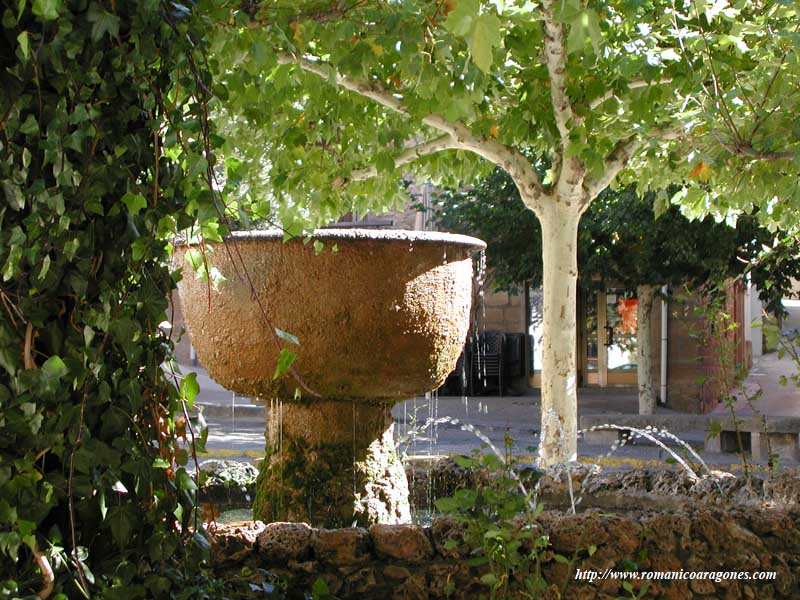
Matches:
[[176, 229, 485, 400]]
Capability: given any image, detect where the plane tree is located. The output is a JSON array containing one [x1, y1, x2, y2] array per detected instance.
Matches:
[[433, 170, 800, 413], [208, 0, 800, 463]]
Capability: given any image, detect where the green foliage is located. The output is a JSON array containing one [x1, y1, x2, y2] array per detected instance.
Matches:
[[690, 291, 782, 477], [0, 0, 226, 595], [206, 0, 799, 233], [764, 320, 800, 391], [434, 452, 553, 599], [433, 168, 800, 308]]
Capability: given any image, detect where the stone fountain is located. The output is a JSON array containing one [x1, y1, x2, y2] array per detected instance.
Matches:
[[176, 229, 485, 527]]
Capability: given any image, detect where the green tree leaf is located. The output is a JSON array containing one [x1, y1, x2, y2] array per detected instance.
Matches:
[[469, 13, 502, 73], [444, 0, 478, 36]]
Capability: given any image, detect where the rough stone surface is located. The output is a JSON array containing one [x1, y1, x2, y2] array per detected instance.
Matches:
[[369, 524, 434, 563], [199, 459, 258, 506], [256, 522, 315, 564], [254, 401, 410, 527], [176, 229, 483, 400], [210, 520, 265, 565], [177, 229, 483, 527], [213, 507, 800, 599], [313, 528, 371, 565], [430, 517, 469, 560]]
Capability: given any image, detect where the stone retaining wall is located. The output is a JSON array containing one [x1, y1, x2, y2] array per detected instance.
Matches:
[[211, 507, 800, 599]]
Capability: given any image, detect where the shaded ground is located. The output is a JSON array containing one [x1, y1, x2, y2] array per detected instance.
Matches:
[[185, 364, 797, 471], [181, 301, 799, 470]]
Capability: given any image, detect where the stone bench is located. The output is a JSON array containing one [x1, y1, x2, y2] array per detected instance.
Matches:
[[704, 416, 800, 462], [579, 414, 800, 462]]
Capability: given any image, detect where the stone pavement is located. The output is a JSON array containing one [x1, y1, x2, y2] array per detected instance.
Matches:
[[176, 302, 800, 470], [179, 350, 799, 471]]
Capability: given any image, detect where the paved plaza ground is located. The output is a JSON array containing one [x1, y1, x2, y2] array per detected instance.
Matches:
[[185, 350, 799, 472], [181, 301, 800, 472]]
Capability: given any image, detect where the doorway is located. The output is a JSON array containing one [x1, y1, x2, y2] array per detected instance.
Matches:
[[526, 284, 639, 387], [582, 286, 638, 386]]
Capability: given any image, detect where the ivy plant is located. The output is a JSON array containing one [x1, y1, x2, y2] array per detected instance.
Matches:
[[0, 0, 229, 596]]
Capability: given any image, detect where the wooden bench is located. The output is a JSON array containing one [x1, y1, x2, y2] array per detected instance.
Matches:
[[579, 414, 800, 462]]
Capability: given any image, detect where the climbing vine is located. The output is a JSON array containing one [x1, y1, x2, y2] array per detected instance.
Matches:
[[0, 1, 230, 596]]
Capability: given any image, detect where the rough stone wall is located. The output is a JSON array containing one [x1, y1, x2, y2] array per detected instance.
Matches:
[[211, 507, 800, 600], [476, 288, 527, 334]]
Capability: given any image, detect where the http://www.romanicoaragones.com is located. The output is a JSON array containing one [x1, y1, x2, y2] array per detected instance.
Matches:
[[575, 568, 777, 584]]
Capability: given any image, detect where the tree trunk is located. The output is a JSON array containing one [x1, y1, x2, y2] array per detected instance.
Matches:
[[538, 202, 582, 466], [636, 284, 658, 415]]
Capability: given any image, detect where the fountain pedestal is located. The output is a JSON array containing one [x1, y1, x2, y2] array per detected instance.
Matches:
[[255, 401, 409, 526], [176, 229, 484, 527]]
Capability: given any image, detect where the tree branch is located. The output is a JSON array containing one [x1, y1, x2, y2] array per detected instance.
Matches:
[[722, 142, 796, 161], [585, 126, 693, 199], [584, 136, 644, 200], [540, 0, 575, 143], [589, 78, 674, 110], [277, 52, 546, 200], [348, 134, 458, 181]]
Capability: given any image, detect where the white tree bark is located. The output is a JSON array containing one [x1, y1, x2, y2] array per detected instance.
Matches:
[[537, 200, 583, 465], [636, 284, 658, 415], [280, 48, 653, 466]]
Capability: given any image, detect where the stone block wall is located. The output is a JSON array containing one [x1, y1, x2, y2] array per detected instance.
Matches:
[[211, 507, 800, 600], [476, 289, 526, 334]]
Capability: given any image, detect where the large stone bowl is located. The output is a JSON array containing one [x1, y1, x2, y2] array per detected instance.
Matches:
[[176, 229, 484, 400], [175, 229, 485, 526]]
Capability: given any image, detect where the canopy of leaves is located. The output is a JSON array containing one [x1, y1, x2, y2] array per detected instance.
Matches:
[[433, 168, 799, 313], [206, 0, 799, 232]]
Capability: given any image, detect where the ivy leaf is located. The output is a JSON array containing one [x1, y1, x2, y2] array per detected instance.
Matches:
[[2, 181, 25, 211], [19, 114, 38, 136], [469, 13, 502, 73], [180, 372, 200, 408], [275, 328, 300, 345], [0, 532, 21, 561], [272, 348, 297, 380], [32, 0, 61, 20], [122, 192, 147, 215], [17, 31, 29, 60], [41, 355, 67, 379], [106, 506, 132, 548], [188, 154, 209, 179], [37, 255, 51, 280], [175, 468, 197, 491], [87, 3, 120, 41]]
